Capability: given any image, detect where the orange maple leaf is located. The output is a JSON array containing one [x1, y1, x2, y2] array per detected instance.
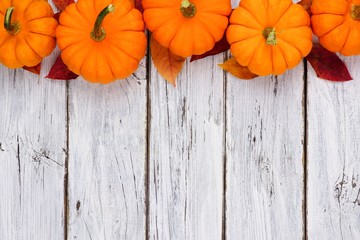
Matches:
[[218, 57, 258, 80], [150, 36, 185, 86]]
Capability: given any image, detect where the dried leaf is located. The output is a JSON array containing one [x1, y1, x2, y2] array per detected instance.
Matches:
[[54, 12, 61, 23], [306, 44, 352, 82], [218, 57, 258, 80], [190, 34, 230, 62], [46, 55, 78, 80], [53, 0, 74, 11], [23, 63, 41, 75], [135, 0, 143, 13], [297, 0, 312, 15], [150, 36, 185, 86]]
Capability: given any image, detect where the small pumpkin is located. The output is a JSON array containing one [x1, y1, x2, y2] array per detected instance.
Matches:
[[56, 0, 147, 83], [226, 0, 312, 76], [0, 0, 58, 68], [142, 0, 232, 58], [311, 0, 360, 56]]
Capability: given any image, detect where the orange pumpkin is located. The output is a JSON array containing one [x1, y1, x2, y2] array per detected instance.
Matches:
[[56, 0, 147, 83], [226, 0, 313, 76], [311, 0, 360, 56], [142, 0, 232, 58], [0, 0, 57, 68]]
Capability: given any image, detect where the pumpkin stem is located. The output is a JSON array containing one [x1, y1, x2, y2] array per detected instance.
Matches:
[[263, 27, 277, 46], [4, 7, 20, 35], [180, 0, 196, 18], [350, 4, 360, 20], [91, 4, 115, 42]]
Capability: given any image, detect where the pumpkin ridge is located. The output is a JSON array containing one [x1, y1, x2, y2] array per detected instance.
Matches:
[[229, 24, 261, 44], [20, 36, 42, 65], [338, 20, 352, 52], [196, 19, 216, 42], [240, 0, 268, 27], [322, 18, 351, 52], [276, 35, 304, 57], [239, 36, 264, 67], [311, 14, 346, 37], [232, 7, 263, 30], [106, 42, 141, 62], [275, 44, 289, 69], [270, 2, 292, 27]]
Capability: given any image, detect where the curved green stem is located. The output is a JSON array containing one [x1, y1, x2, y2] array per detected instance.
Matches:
[[180, 0, 196, 18], [4, 7, 20, 35], [91, 4, 115, 42]]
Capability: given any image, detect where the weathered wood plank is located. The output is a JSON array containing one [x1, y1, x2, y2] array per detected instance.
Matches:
[[307, 56, 360, 239], [66, 58, 147, 239], [148, 56, 225, 239], [225, 1, 305, 239], [225, 66, 305, 239], [0, 54, 67, 240]]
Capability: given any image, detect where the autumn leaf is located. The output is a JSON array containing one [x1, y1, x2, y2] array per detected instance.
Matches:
[[46, 56, 78, 80], [54, 12, 61, 23], [150, 36, 185, 86], [190, 34, 230, 62], [306, 44, 352, 82], [53, 0, 74, 11], [135, 0, 143, 13], [23, 63, 41, 75], [218, 57, 258, 80], [297, 0, 312, 15]]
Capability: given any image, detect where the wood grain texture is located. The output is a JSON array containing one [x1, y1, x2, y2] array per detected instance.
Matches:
[[0, 51, 67, 240], [66, 58, 148, 240], [307, 56, 360, 240], [225, 64, 305, 240], [148, 56, 225, 239]]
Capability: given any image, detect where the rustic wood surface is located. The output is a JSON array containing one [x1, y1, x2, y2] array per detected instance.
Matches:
[[1, 0, 360, 240]]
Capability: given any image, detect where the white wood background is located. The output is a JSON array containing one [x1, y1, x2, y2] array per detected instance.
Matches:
[[1, 0, 360, 239]]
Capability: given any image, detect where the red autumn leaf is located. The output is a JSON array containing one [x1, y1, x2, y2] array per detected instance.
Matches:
[[53, 0, 74, 11], [46, 56, 78, 80], [218, 57, 258, 80], [297, 0, 312, 15], [135, 0, 143, 13], [190, 34, 230, 62], [54, 12, 61, 22], [23, 63, 41, 75], [306, 44, 352, 82]]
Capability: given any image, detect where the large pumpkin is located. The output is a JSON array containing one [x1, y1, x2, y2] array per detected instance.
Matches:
[[0, 0, 57, 68], [142, 0, 232, 58], [311, 0, 360, 56], [226, 0, 312, 76], [56, 0, 147, 83]]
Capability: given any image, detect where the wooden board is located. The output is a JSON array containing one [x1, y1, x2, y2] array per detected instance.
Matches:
[[225, 65, 305, 240], [0, 55, 67, 240], [307, 56, 360, 239], [148, 56, 225, 239], [66, 58, 148, 239]]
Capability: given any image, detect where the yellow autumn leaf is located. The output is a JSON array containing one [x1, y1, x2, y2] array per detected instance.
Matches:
[[218, 57, 258, 80], [150, 36, 185, 86]]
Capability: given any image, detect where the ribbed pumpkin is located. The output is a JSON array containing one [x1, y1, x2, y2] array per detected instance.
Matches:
[[0, 0, 57, 68], [227, 0, 313, 76], [142, 0, 232, 58], [311, 0, 360, 56], [56, 0, 147, 83]]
